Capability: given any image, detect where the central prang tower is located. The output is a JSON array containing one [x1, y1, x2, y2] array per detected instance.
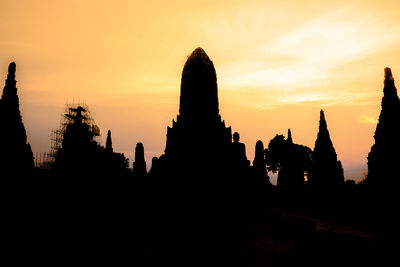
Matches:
[[165, 48, 232, 172]]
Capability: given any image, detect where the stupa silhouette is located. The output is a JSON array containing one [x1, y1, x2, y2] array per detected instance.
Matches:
[[0, 62, 33, 178], [164, 48, 232, 182], [367, 68, 400, 188], [309, 110, 344, 190]]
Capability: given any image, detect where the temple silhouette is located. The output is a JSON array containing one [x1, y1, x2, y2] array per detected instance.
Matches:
[[163, 48, 233, 185], [132, 142, 147, 179], [53, 104, 129, 183], [367, 67, 400, 189], [0, 62, 33, 179], [0, 57, 395, 266], [308, 110, 344, 190]]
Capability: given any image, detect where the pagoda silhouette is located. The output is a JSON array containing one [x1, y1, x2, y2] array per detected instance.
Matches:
[[0, 62, 33, 179], [54, 105, 128, 183], [163, 48, 233, 185], [309, 110, 344, 190], [367, 67, 400, 189]]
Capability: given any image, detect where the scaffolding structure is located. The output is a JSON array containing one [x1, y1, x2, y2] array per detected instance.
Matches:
[[49, 103, 100, 163], [34, 152, 52, 169]]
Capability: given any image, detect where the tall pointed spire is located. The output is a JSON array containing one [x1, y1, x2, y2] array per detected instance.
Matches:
[[309, 110, 343, 189], [287, 129, 293, 144], [0, 62, 33, 176], [383, 67, 398, 98], [319, 110, 327, 134], [106, 130, 113, 152], [367, 67, 400, 187], [2, 62, 18, 105]]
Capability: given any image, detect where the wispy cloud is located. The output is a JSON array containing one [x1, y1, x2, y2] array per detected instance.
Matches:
[[219, 5, 400, 90], [359, 114, 378, 124]]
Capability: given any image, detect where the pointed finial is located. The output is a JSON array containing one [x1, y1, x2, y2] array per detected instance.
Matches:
[[8, 62, 16, 75], [106, 130, 113, 152], [385, 67, 393, 81], [193, 47, 206, 54], [287, 129, 293, 144], [320, 109, 325, 120], [189, 47, 209, 60]]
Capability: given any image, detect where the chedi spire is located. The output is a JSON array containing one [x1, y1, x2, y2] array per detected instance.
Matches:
[[106, 130, 113, 152], [133, 142, 147, 178], [179, 47, 219, 126], [367, 67, 400, 187], [287, 129, 293, 144], [309, 110, 344, 189], [164, 47, 232, 171], [0, 62, 33, 177]]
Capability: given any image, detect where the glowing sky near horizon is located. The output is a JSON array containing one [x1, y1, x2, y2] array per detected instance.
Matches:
[[1, 0, 400, 182]]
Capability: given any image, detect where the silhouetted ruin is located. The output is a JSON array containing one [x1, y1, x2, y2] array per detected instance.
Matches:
[[367, 67, 400, 189], [265, 129, 311, 190], [53, 104, 129, 183], [0, 62, 33, 178], [309, 110, 344, 190], [163, 48, 233, 190], [106, 130, 113, 152], [231, 132, 250, 175], [2, 50, 393, 267], [253, 140, 271, 187], [132, 142, 147, 178]]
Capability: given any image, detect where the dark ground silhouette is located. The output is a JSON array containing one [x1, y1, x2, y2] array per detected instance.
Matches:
[[1, 52, 397, 266]]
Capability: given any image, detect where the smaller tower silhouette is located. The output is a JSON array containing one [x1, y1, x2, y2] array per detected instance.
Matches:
[[253, 140, 269, 185], [133, 142, 147, 178], [287, 129, 293, 144], [309, 110, 344, 190], [106, 130, 113, 152]]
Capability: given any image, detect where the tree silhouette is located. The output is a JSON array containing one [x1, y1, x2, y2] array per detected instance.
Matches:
[[265, 130, 311, 190]]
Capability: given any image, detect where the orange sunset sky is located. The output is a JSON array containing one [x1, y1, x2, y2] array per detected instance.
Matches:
[[1, 0, 400, 182]]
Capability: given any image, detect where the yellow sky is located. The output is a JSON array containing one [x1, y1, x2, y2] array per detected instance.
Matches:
[[2, 0, 400, 182]]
